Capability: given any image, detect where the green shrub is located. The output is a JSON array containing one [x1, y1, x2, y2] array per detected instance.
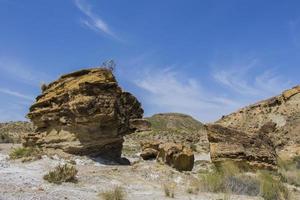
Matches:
[[43, 164, 78, 184], [100, 186, 125, 200], [9, 147, 41, 161], [259, 171, 290, 200]]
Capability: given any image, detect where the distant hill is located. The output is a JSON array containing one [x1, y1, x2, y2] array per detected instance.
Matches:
[[0, 121, 33, 143], [146, 113, 205, 133], [125, 113, 209, 154]]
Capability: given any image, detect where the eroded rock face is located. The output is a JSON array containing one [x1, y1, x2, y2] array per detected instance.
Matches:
[[24, 68, 143, 158], [206, 124, 278, 170], [157, 142, 194, 171], [216, 85, 300, 158]]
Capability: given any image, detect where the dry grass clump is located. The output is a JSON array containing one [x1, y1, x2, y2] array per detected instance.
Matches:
[[43, 164, 78, 184], [278, 156, 300, 187], [186, 179, 201, 194], [9, 147, 42, 161], [163, 183, 176, 198], [100, 186, 125, 200], [259, 171, 290, 200], [199, 161, 290, 199]]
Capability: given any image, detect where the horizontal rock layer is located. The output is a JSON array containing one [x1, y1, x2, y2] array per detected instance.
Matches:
[[206, 124, 278, 170], [24, 68, 144, 158]]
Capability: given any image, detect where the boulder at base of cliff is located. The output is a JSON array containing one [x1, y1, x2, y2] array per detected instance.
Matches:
[[157, 142, 194, 171], [206, 124, 278, 170], [24, 67, 144, 159]]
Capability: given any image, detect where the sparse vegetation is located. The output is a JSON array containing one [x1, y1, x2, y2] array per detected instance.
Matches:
[[100, 186, 125, 200], [278, 156, 300, 187], [43, 164, 78, 184], [163, 183, 176, 198], [259, 171, 290, 200], [186, 179, 200, 194], [9, 146, 42, 161], [199, 161, 290, 199]]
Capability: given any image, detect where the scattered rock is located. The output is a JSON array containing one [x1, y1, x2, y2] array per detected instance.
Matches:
[[157, 142, 194, 171], [24, 68, 144, 159], [206, 124, 277, 170]]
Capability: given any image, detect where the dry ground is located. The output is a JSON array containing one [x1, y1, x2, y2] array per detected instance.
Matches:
[[0, 144, 269, 200]]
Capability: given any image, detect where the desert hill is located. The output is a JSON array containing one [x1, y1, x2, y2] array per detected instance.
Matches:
[[215, 85, 300, 159]]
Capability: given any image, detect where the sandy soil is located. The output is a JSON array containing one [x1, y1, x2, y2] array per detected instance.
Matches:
[[0, 144, 265, 200]]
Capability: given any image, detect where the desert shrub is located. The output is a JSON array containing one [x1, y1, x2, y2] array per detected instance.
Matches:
[[43, 164, 78, 184], [0, 132, 16, 143], [163, 183, 175, 198], [259, 171, 290, 200], [199, 161, 267, 197], [225, 175, 260, 196], [100, 186, 125, 200], [278, 157, 300, 187], [186, 179, 200, 194], [9, 147, 41, 161]]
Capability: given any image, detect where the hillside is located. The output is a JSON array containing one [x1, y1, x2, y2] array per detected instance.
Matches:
[[124, 113, 209, 155], [0, 121, 33, 143], [215, 85, 300, 159]]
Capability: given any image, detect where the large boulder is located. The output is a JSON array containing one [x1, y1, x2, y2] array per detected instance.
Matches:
[[24, 68, 144, 159], [206, 124, 278, 170], [157, 142, 194, 171]]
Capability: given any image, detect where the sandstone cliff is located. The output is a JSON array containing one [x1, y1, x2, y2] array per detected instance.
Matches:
[[24, 68, 144, 159], [215, 85, 300, 159]]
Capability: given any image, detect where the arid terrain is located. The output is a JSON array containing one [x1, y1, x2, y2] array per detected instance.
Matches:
[[0, 68, 300, 200]]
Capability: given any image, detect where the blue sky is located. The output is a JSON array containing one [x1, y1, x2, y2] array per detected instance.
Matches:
[[0, 0, 299, 122]]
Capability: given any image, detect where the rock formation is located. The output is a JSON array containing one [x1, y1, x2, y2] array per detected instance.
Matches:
[[157, 142, 194, 171], [140, 140, 195, 171], [24, 68, 144, 159], [206, 124, 277, 170], [215, 85, 300, 159]]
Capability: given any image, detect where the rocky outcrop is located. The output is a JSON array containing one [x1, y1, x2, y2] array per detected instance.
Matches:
[[140, 140, 160, 160], [157, 142, 194, 171], [140, 141, 195, 171], [24, 68, 144, 159], [216, 85, 300, 159], [206, 124, 278, 170]]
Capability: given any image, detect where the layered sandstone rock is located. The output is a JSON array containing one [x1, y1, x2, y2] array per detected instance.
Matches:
[[206, 124, 278, 170], [216, 85, 300, 159], [24, 68, 143, 159], [140, 141, 194, 171], [157, 142, 194, 171]]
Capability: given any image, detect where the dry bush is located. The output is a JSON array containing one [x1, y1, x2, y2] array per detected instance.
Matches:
[[186, 179, 200, 194], [43, 164, 78, 184], [163, 183, 176, 198], [199, 161, 290, 199], [100, 186, 125, 200], [9, 147, 42, 161], [259, 171, 290, 200], [278, 157, 300, 187]]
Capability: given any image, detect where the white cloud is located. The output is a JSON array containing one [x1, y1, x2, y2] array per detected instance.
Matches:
[[212, 60, 292, 98], [0, 88, 34, 101], [74, 0, 117, 39], [134, 68, 240, 122]]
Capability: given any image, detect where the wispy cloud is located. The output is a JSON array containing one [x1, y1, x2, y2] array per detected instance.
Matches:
[[134, 68, 240, 122], [74, 0, 117, 39], [0, 88, 34, 101], [212, 59, 292, 98]]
